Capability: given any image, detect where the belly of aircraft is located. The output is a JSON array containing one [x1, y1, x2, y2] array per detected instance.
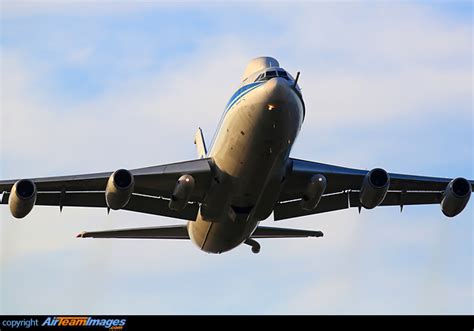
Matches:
[[188, 79, 303, 253]]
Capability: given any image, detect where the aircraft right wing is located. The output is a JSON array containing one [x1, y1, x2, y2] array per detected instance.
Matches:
[[274, 158, 473, 221], [0, 158, 214, 220]]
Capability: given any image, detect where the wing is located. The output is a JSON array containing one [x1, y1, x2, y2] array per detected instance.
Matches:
[[0, 158, 213, 220], [275, 158, 473, 221]]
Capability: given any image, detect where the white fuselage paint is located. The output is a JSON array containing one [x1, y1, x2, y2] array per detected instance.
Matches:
[[187, 74, 304, 253]]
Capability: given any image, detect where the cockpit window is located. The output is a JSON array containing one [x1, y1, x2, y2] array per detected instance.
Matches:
[[266, 70, 277, 78], [277, 70, 288, 79], [254, 73, 264, 82], [255, 69, 291, 82]]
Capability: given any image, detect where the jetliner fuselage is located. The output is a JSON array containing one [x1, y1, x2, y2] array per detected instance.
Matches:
[[188, 59, 305, 253]]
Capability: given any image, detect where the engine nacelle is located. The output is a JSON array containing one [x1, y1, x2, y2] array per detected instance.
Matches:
[[359, 168, 390, 209], [105, 169, 134, 210], [9, 179, 37, 219], [441, 177, 471, 218], [169, 175, 195, 211], [300, 174, 327, 211]]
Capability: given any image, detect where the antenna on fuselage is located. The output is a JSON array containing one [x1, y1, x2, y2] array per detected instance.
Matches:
[[293, 71, 300, 88]]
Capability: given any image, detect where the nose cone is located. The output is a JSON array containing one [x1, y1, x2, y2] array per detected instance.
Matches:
[[263, 77, 298, 110], [264, 77, 291, 98]]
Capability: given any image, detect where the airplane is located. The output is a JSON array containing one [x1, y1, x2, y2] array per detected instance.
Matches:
[[1, 56, 472, 254]]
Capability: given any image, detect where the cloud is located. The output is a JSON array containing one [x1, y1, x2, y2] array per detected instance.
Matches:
[[0, 1, 164, 18], [65, 47, 94, 65]]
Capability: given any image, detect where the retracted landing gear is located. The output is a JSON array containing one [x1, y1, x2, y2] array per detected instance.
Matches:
[[244, 238, 261, 254]]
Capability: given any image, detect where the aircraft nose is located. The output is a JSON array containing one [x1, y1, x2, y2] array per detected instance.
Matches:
[[263, 77, 296, 112], [264, 77, 290, 98]]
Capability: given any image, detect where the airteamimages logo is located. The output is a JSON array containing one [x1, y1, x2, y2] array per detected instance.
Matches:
[[42, 317, 126, 329]]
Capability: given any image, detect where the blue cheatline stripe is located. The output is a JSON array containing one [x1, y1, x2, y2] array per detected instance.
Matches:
[[209, 81, 265, 152], [224, 81, 264, 113]]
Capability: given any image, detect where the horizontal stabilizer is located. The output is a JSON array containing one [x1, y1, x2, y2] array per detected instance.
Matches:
[[77, 224, 189, 239], [76, 224, 322, 240], [251, 226, 323, 238]]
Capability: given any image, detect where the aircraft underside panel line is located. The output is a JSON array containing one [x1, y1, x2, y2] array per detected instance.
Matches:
[[274, 191, 444, 221], [1, 192, 199, 221]]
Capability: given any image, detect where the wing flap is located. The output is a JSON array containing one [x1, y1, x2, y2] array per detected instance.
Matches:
[[274, 192, 349, 221], [274, 191, 444, 221], [78, 225, 189, 239], [125, 194, 198, 220], [1, 192, 198, 221], [1, 192, 107, 208], [348, 191, 442, 208]]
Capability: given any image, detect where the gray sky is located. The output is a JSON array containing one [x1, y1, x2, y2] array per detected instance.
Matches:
[[0, 1, 472, 314]]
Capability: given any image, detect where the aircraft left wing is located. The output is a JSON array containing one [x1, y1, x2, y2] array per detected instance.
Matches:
[[0, 158, 214, 220], [275, 158, 473, 221]]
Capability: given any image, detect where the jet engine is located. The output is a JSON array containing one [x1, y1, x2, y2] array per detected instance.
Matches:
[[441, 177, 471, 218], [169, 175, 195, 211], [359, 168, 390, 209], [105, 169, 134, 210], [300, 174, 327, 211], [9, 179, 37, 218]]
